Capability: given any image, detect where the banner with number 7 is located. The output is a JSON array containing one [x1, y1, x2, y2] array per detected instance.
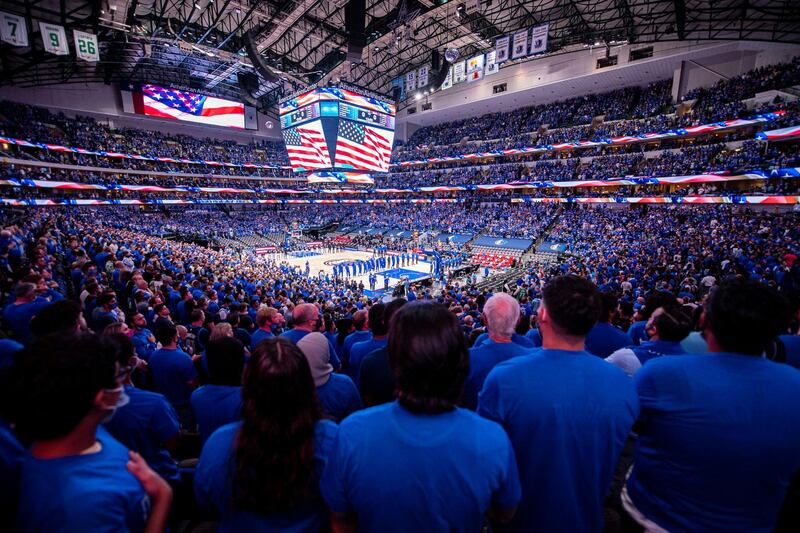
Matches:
[[0, 11, 28, 47], [73, 29, 99, 62], [39, 21, 68, 55]]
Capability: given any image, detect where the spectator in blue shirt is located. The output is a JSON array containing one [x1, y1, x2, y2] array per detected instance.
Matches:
[[478, 275, 639, 533], [281, 303, 341, 370], [463, 293, 534, 410], [150, 322, 199, 427], [585, 291, 634, 357], [191, 336, 244, 444], [250, 305, 282, 350], [321, 301, 521, 532], [624, 279, 800, 532], [349, 304, 389, 385], [358, 298, 408, 407], [101, 333, 181, 484], [195, 337, 338, 531], [342, 309, 370, 375], [2, 282, 53, 344], [297, 332, 362, 421], [627, 292, 679, 346], [10, 333, 172, 532], [606, 304, 691, 377], [29, 299, 85, 340], [129, 312, 157, 361]]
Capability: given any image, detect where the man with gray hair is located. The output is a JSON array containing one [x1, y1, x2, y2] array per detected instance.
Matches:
[[462, 292, 534, 409], [280, 303, 341, 370]]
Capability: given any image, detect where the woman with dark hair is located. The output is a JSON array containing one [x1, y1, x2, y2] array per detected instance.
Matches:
[[195, 337, 337, 531], [191, 336, 245, 445], [321, 301, 521, 532]]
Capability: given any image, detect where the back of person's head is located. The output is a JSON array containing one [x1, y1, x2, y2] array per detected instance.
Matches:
[[14, 282, 36, 301], [97, 293, 116, 308], [483, 293, 520, 340], [103, 332, 137, 369], [352, 310, 368, 331], [598, 291, 619, 323], [11, 333, 117, 442], [235, 337, 320, 513], [292, 303, 318, 327], [649, 304, 692, 342], [389, 301, 468, 414], [368, 303, 388, 336], [210, 322, 234, 342], [227, 311, 241, 328], [102, 322, 128, 337], [642, 291, 678, 320], [30, 300, 82, 338], [335, 317, 353, 346], [541, 275, 601, 338], [190, 309, 204, 324], [706, 279, 789, 355], [155, 322, 178, 346], [205, 337, 245, 386]]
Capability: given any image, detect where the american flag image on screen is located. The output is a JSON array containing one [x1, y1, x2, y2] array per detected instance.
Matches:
[[140, 84, 245, 129], [282, 120, 332, 171], [335, 121, 393, 172]]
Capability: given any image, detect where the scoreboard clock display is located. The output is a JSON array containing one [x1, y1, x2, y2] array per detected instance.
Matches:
[[280, 103, 320, 129], [339, 103, 395, 129]]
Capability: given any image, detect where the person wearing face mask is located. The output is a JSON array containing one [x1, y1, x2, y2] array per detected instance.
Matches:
[[281, 303, 341, 370], [605, 304, 691, 377], [92, 293, 121, 333], [10, 333, 173, 532]]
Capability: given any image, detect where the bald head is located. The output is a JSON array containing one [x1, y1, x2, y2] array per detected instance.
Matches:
[[293, 303, 320, 330], [483, 293, 520, 340]]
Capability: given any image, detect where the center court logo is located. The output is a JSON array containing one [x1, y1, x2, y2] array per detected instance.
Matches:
[[494, 239, 507, 246]]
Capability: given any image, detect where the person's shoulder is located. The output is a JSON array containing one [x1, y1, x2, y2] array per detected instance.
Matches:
[[128, 386, 170, 408], [339, 402, 392, 431], [205, 421, 242, 451]]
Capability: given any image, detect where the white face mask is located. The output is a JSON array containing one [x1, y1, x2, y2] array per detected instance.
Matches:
[[100, 386, 130, 422]]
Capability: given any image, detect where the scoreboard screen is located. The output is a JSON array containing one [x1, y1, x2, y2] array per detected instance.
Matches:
[[279, 87, 396, 173]]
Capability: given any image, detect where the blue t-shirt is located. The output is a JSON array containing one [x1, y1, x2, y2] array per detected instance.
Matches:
[[478, 349, 638, 533], [191, 385, 242, 444], [524, 328, 543, 347], [463, 340, 533, 410], [585, 322, 634, 358], [627, 320, 648, 346], [348, 337, 387, 385], [320, 401, 521, 533], [0, 338, 23, 370], [17, 431, 150, 532], [250, 328, 274, 350], [342, 330, 371, 366], [3, 298, 52, 344], [776, 335, 800, 369], [317, 374, 362, 422], [149, 347, 197, 408], [472, 332, 534, 349], [0, 419, 26, 525], [103, 385, 180, 482], [195, 420, 338, 533], [627, 353, 800, 532]]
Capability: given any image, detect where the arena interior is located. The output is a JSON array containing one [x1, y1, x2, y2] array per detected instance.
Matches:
[[2, 0, 800, 531]]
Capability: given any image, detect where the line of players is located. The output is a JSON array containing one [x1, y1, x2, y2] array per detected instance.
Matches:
[[332, 252, 422, 279]]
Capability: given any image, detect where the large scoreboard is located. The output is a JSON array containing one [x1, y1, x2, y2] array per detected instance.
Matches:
[[279, 87, 396, 174]]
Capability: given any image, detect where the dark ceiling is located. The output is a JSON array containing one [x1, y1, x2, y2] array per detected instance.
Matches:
[[2, 0, 799, 113]]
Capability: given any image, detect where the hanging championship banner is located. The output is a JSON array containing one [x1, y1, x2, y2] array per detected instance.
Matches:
[[441, 66, 453, 90], [417, 65, 429, 87], [467, 69, 484, 83], [529, 24, 549, 55], [495, 35, 510, 63], [466, 53, 484, 74], [73, 30, 99, 62], [39, 22, 68, 55], [485, 50, 498, 75], [405, 70, 416, 91], [0, 11, 28, 47], [511, 30, 528, 59], [453, 60, 466, 83]]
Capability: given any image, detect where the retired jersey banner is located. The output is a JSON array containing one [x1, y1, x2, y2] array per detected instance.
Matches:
[[441, 66, 453, 90], [405, 70, 416, 91], [511, 30, 528, 59], [453, 60, 466, 83], [467, 69, 484, 83], [495, 35, 510, 63], [0, 11, 28, 47], [529, 24, 549, 55], [485, 50, 498, 75], [73, 30, 99, 62], [417, 65, 429, 87], [39, 22, 68, 55]]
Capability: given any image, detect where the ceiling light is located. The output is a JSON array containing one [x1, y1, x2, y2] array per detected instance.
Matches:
[[415, 92, 422, 100]]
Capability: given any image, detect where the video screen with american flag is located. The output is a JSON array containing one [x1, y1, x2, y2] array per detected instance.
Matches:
[[280, 86, 396, 173], [134, 84, 245, 129]]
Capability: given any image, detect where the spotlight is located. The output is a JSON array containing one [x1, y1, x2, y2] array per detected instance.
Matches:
[[415, 92, 422, 100]]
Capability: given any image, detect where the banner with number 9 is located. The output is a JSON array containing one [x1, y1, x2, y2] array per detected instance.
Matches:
[[39, 21, 68, 55]]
